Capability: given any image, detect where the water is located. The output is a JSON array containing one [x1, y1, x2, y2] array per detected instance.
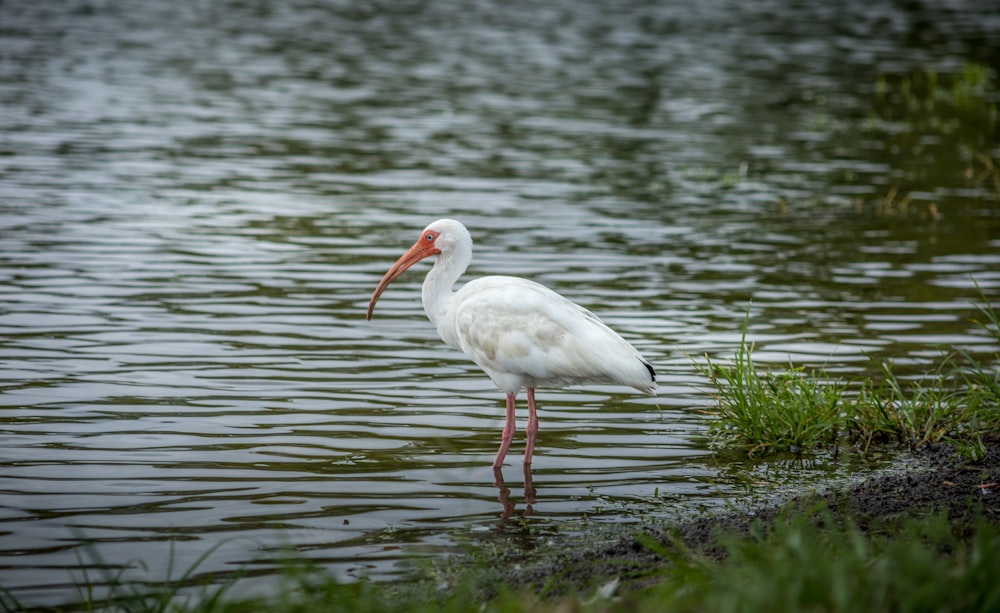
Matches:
[[2, 0, 999, 605]]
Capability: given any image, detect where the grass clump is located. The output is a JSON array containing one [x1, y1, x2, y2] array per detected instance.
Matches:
[[959, 291, 1000, 407], [700, 292, 1000, 459], [698, 307, 845, 456], [850, 360, 986, 458]]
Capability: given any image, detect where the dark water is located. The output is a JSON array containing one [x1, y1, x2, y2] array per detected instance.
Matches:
[[2, 0, 999, 605]]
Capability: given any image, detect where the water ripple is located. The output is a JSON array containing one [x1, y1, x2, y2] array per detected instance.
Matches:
[[2, 0, 999, 606]]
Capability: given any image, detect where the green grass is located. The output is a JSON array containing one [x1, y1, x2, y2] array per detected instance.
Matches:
[[628, 508, 1000, 613], [698, 292, 1000, 459], [698, 306, 846, 456], [15, 506, 997, 613], [852, 360, 965, 444], [959, 287, 1000, 407]]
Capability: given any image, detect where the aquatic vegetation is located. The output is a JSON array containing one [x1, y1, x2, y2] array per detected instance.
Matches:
[[696, 306, 846, 457], [847, 290, 1000, 461], [968, 150, 1000, 194], [873, 63, 996, 142], [870, 62, 998, 193], [850, 359, 981, 456], [699, 291, 1000, 459]]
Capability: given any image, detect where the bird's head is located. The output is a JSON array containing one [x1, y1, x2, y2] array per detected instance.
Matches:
[[366, 219, 472, 320]]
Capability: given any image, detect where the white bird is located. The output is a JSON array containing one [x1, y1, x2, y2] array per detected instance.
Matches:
[[366, 219, 656, 468]]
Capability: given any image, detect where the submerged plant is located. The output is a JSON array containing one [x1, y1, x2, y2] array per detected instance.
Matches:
[[869, 62, 998, 195], [968, 150, 1000, 194], [873, 63, 996, 141]]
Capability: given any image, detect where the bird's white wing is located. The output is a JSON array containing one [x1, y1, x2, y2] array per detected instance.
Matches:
[[441, 276, 655, 394]]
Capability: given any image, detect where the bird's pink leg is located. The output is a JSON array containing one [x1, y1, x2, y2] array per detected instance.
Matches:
[[524, 388, 539, 466], [493, 392, 517, 468]]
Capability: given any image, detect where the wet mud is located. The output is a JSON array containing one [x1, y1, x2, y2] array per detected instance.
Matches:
[[503, 441, 1000, 595]]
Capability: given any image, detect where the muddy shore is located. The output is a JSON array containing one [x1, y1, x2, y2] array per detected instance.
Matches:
[[500, 441, 1000, 596]]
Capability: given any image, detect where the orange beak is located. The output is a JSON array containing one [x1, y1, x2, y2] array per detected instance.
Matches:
[[366, 238, 441, 320]]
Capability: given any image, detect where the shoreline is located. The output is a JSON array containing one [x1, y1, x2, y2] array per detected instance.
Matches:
[[494, 441, 1000, 596]]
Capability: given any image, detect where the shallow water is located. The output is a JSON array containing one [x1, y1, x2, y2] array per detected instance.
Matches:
[[2, 0, 999, 605]]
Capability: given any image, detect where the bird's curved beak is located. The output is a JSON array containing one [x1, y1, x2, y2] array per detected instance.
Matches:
[[366, 239, 441, 320]]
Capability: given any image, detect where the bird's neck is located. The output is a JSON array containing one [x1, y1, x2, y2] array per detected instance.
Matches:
[[421, 247, 469, 332]]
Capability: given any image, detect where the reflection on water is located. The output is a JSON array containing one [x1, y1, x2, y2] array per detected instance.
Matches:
[[494, 465, 537, 520], [1, 0, 999, 606]]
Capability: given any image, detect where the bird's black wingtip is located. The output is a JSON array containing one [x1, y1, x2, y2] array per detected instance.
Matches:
[[644, 361, 656, 383]]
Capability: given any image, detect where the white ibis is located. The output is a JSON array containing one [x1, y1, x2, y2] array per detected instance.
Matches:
[[366, 219, 656, 468]]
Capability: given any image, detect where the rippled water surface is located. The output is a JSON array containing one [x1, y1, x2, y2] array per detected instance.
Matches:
[[2, 0, 1000, 605]]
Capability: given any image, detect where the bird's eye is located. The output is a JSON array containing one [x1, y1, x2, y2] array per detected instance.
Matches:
[[425, 233, 435, 241]]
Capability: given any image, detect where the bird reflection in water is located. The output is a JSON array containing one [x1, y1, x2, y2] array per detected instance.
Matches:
[[493, 465, 536, 519]]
